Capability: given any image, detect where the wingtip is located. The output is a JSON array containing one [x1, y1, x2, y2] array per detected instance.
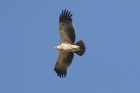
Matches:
[[59, 9, 73, 22], [54, 68, 67, 78]]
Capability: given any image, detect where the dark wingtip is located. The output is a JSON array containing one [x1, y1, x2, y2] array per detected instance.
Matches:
[[54, 68, 67, 78], [59, 9, 73, 22]]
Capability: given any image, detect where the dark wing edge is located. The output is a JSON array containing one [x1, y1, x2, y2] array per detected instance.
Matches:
[[59, 9, 76, 44], [59, 9, 73, 23], [54, 52, 74, 78]]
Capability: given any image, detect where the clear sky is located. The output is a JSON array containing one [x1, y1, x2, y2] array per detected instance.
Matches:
[[0, 0, 140, 93]]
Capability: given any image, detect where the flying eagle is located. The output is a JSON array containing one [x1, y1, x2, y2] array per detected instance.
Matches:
[[54, 9, 86, 78]]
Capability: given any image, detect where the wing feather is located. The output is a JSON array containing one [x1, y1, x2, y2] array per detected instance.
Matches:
[[54, 52, 74, 78], [59, 9, 76, 44]]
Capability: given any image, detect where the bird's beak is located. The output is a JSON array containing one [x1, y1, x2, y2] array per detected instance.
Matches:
[[54, 47, 56, 49]]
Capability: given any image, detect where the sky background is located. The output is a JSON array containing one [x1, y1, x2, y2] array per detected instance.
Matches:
[[0, 0, 140, 93]]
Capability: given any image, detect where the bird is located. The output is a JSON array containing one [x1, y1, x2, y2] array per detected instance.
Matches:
[[54, 9, 86, 78]]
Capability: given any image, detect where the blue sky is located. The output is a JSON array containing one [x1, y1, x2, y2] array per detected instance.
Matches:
[[0, 0, 140, 93]]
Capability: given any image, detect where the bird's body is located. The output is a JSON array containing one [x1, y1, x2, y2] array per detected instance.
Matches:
[[54, 9, 86, 78], [54, 43, 80, 52]]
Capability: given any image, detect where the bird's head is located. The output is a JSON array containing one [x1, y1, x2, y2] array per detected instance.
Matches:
[[54, 46, 57, 50], [54, 46, 61, 50]]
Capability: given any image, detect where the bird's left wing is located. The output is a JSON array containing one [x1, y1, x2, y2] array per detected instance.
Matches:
[[59, 9, 76, 44]]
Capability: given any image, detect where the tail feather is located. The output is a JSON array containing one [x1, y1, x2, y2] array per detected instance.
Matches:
[[74, 40, 86, 56]]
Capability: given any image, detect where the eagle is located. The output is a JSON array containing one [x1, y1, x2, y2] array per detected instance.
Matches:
[[54, 9, 86, 78]]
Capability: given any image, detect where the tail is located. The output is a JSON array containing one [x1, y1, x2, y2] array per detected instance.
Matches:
[[74, 40, 86, 56]]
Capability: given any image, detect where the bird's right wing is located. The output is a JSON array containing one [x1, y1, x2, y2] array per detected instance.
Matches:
[[54, 51, 74, 78]]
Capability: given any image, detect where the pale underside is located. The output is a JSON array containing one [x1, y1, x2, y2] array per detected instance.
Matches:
[[56, 43, 80, 52]]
